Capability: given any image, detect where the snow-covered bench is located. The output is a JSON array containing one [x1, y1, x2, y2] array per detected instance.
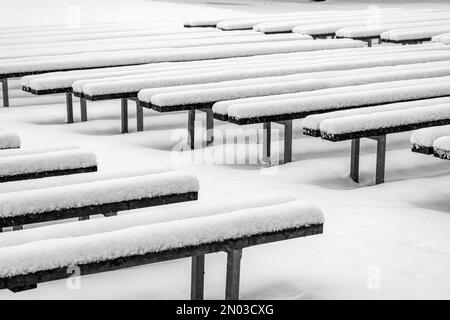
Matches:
[[433, 136, 450, 160], [139, 61, 450, 149], [410, 125, 450, 154], [0, 195, 323, 299], [336, 19, 450, 46], [381, 25, 450, 44], [307, 103, 450, 184], [0, 148, 97, 183], [212, 76, 450, 164], [0, 171, 199, 231], [0, 130, 20, 150]]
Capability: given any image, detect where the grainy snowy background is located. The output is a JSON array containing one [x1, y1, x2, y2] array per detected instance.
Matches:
[[0, 0, 449, 299]]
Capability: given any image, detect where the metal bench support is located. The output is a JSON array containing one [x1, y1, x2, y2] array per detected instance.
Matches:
[[350, 138, 360, 183], [187, 109, 214, 149], [136, 101, 144, 132], [263, 121, 293, 164], [191, 254, 205, 300], [188, 109, 196, 149], [1, 78, 9, 108], [66, 92, 74, 123], [80, 97, 88, 122], [121, 98, 128, 133], [263, 122, 271, 164], [350, 135, 386, 184], [225, 249, 242, 300]]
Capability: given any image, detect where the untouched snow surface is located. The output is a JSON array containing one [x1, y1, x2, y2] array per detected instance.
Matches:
[[0, 0, 449, 300]]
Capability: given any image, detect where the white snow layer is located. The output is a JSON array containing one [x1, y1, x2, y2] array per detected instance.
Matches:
[[215, 76, 450, 119], [433, 136, 450, 159], [319, 104, 450, 136], [0, 131, 20, 150], [432, 33, 450, 44], [0, 149, 97, 177], [0, 193, 295, 248], [303, 97, 450, 132], [0, 171, 199, 218], [77, 51, 450, 97], [0, 40, 363, 76], [381, 25, 450, 41], [0, 200, 323, 278], [145, 62, 450, 107], [23, 43, 449, 91], [410, 125, 450, 148], [0, 33, 313, 60]]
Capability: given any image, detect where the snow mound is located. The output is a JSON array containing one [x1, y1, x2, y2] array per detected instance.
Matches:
[[0, 131, 20, 150]]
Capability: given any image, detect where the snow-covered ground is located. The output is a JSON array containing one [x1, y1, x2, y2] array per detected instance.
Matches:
[[0, 0, 449, 300]]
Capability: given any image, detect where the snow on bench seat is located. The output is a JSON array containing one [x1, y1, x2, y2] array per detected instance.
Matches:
[[410, 125, 450, 154], [0, 39, 363, 78], [0, 131, 20, 150], [303, 97, 450, 137], [0, 193, 294, 248], [336, 19, 450, 41], [318, 104, 450, 142], [0, 171, 199, 229], [75, 51, 450, 99], [433, 136, 450, 160], [141, 61, 450, 110], [214, 76, 450, 124], [432, 33, 450, 44], [0, 149, 98, 183], [0, 33, 313, 60], [24, 43, 450, 94], [381, 25, 450, 43], [0, 200, 323, 298], [0, 27, 218, 47]]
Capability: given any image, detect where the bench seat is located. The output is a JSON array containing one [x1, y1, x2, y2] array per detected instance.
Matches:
[[433, 136, 450, 160], [0, 148, 97, 183], [410, 125, 450, 154], [315, 104, 450, 184], [0, 130, 20, 150], [381, 25, 450, 44], [0, 171, 199, 229], [0, 199, 323, 299]]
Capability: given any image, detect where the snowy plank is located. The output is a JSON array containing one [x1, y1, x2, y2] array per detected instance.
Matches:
[[214, 76, 450, 124], [0, 171, 199, 227], [381, 25, 450, 42], [0, 193, 295, 248], [410, 125, 450, 154], [0, 131, 20, 150], [0, 149, 97, 182], [0, 39, 363, 78], [24, 44, 449, 93], [303, 97, 450, 137], [433, 136, 450, 160], [0, 33, 312, 60], [76, 51, 450, 99], [144, 61, 450, 110], [318, 104, 450, 141], [0, 200, 323, 280]]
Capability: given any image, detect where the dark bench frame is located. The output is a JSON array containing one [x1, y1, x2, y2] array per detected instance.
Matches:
[[382, 38, 432, 45], [412, 144, 435, 155], [0, 165, 97, 184], [336, 35, 381, 47], [0, 191, 198, 231], [0, 223, 323, 300], [307, 119, 450, 184]]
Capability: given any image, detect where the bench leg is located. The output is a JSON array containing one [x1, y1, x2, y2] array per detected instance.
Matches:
[[136, 101, 144, 132], [66, 92, 74, 124], [281, 120, 292, 164], [12, 225, 23, 231], [225, 249, 242, 300], [205, 109, 214, 146], [350, 138, 360, 183], [375, 135, 386, 185], [191, 254, 205, 300], [79, 215, 89, 221], [121, 98, 128, 134], [1, 78, 9, 107], [262, 122, 271, 164], [80, 97, 88, 122], [188, 109, 195, 150]]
